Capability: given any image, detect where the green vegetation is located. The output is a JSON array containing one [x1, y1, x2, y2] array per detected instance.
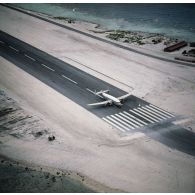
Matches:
[[106, 30, 145, 45], [0, 161, 95, 193], [106, 31, 126, 41], [53, 16, 75, 23]]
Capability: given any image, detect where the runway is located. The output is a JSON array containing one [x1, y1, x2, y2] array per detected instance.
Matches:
[[1, 30, 195, 156], [0, 30, 176, 132]]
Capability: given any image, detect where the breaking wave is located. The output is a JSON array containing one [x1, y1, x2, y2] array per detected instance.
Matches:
[[13, 3, 195, 42]]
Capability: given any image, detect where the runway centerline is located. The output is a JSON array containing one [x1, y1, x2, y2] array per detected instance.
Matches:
[[62, 74, 78, 84], [24, 54, 36, 61], [41, 63, 55, 72], [9, 45, 19, 52]]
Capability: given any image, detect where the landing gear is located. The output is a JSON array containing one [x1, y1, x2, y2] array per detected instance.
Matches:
[[105, 102, 112, 107], [117, 105, 122, 109]]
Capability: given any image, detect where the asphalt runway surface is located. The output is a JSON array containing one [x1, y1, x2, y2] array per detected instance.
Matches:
[[1, 30, 195, 156], [0, 31, 145, 117]]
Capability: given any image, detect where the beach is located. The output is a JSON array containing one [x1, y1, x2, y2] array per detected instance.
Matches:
[[0, 4, 195, 192], [0, 156, 94, 193], [10, 3, 195, 60]]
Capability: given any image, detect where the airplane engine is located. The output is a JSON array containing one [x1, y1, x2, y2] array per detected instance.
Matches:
[[108, 102, 113, 106]]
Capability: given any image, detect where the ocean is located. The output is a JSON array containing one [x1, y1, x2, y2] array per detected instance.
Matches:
[[12, 3, 195, 42]]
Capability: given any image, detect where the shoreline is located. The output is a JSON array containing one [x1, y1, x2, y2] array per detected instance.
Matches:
[[11, 4, 194, 42], [20, 5, 182, 46], [8, 4, 195, 64], [0, 155, 94, 193]]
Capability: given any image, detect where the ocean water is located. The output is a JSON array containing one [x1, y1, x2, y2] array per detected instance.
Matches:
[[13, 3, 195, 42]]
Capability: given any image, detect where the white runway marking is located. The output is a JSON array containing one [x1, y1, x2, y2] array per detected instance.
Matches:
[[134, 108, 159, 122], [119, 112, 144, 126], [41, 63, 55, 71], [130, 109, 155, 123], [142, 106, 167, 120], [137, 107, 163, 121], [123, 111, 148, 125], [145, 105, 172, 118], [106, 116, 130, 131], [86, 88, 95, 94], [102, 117, 125, 132], [110, 115, 135, 129], [62, 74, 78, 84], [149, 104, 174, 117], [9, 45, 19, 52], [24, 54, 35, 61], [102, 105, 175, 133], [115, 114, 139, 128]]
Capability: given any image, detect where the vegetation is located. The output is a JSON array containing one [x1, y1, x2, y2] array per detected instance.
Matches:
[[53, 16, 75, 24], [106, 30, 145, 45], [106, 31, 126, 41]]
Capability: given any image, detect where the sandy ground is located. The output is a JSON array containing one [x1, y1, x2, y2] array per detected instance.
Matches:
[[0, 5, 195, 192], [0, 74, 120, 193]]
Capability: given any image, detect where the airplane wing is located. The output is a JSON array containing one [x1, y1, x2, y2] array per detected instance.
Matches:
[[88, 100, 112, 107], [117, 93, 131, 101]]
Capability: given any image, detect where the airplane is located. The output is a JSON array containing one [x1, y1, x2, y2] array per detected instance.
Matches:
[[87, 89, 131, 107]]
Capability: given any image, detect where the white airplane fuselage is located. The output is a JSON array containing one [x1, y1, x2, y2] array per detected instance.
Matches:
[[102, 92, 122, 106]]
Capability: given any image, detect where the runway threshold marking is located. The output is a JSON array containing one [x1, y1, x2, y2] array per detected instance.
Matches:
[[115, 113, 139, 128], [106, 116, 131, 131], [149, 104, 174, 117], [41, 63, 55, 72], [119, 112, 144, 127], [142, 107, 167, 120], [102, 117, 125, 132], [9, 45, 19, 52], [24, 54, 36, 61], [62, 74, 78, 84], [130, 109, 156, 123], [110, 115, 135, 129], [137, 107, 163, 121], [145, 105, 172, 118], [102, 104, 175, 133], [123, 111, 148, 125]]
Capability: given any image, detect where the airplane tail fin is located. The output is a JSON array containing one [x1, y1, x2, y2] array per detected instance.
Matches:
[[86, 88, 109, 99], [96, 89, 109, 95]]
